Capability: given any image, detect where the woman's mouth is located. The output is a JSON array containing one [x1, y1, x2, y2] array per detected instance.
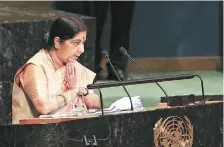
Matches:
[[69, 55, 79, 62], [74, 56, 79, 59], [73, 56, 79, 59]]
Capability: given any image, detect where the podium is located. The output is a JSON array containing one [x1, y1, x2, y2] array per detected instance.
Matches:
[[0, 101, 222, 147]]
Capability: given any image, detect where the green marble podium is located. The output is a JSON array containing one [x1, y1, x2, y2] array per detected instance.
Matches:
[[0, 102, 222, 147]]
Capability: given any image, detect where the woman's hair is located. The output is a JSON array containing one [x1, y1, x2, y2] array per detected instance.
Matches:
[[45, 16, 87, 49]]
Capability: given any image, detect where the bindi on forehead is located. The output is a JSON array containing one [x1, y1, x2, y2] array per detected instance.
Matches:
[[72, 32, 86, 41]]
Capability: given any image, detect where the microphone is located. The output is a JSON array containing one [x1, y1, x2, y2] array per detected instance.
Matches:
[[102, 50, 134, 110], [119, 47, 169, 99]]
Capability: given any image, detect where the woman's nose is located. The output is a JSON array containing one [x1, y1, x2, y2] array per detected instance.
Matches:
[[78, 44, 84, 53]]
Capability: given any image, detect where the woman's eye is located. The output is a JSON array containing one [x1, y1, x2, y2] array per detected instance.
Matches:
[[72, 42, 80, 46]]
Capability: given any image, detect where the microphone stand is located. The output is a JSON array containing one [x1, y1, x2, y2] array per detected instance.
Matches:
[[90, 85, 104, 116], [104, 55, 134, 110], [119, 47, 168, 99], [125, 52, 168, 99]]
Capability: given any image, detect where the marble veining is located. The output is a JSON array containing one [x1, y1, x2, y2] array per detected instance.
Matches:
[[0, 103, 222, 147]]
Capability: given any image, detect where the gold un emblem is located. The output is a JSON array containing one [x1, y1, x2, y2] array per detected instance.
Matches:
[[153, 116, 193, 147]]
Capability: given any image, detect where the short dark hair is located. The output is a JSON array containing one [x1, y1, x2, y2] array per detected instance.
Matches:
[[45, 16, 87, 49]]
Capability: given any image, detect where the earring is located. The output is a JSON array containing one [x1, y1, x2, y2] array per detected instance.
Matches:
[[54, 45, 58, 50]]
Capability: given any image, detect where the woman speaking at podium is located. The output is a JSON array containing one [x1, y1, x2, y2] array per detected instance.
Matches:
[[12, 16, 100, 124]]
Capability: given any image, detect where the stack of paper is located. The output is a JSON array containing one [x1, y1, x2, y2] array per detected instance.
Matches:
[[109, 95, 143, 111], [89, 95, 144, 115]]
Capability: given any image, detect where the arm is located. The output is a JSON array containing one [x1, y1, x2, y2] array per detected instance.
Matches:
[[21, 64, 79, 115]]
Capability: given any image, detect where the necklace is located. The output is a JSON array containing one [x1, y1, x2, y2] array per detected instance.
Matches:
[[48, 50, 57, 71]]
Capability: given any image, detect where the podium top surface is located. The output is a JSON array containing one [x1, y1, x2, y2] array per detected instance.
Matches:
[[0, 2, 94, 24], [19, 115, 99, 125], [18, 101, 223, 125], [19, 107, 158, 125]]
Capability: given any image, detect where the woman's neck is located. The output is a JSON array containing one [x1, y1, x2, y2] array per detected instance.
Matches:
[[48, 50, 64, 69]]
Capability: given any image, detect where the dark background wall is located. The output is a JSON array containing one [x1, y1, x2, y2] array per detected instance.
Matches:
[[101, 1, 222, 58]]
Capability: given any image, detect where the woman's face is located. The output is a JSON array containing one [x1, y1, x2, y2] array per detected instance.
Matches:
[[54, 31, 87, 63]]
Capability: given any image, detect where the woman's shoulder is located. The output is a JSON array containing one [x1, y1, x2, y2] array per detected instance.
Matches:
[[13, 49, 46, 82], [15, 49, 45, 73], [26, 49, 45, 65]]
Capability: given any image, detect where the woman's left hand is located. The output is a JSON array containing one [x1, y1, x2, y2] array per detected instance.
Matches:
[[84, 94, 100, 109]]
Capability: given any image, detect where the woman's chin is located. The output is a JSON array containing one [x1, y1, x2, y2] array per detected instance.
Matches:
[[68, 57, 78, 62], [70, 60, 77, 63]]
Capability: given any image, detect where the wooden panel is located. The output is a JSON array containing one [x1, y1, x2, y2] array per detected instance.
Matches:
[[19, 115, 98, 125], [101, 56, 222, 72]]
